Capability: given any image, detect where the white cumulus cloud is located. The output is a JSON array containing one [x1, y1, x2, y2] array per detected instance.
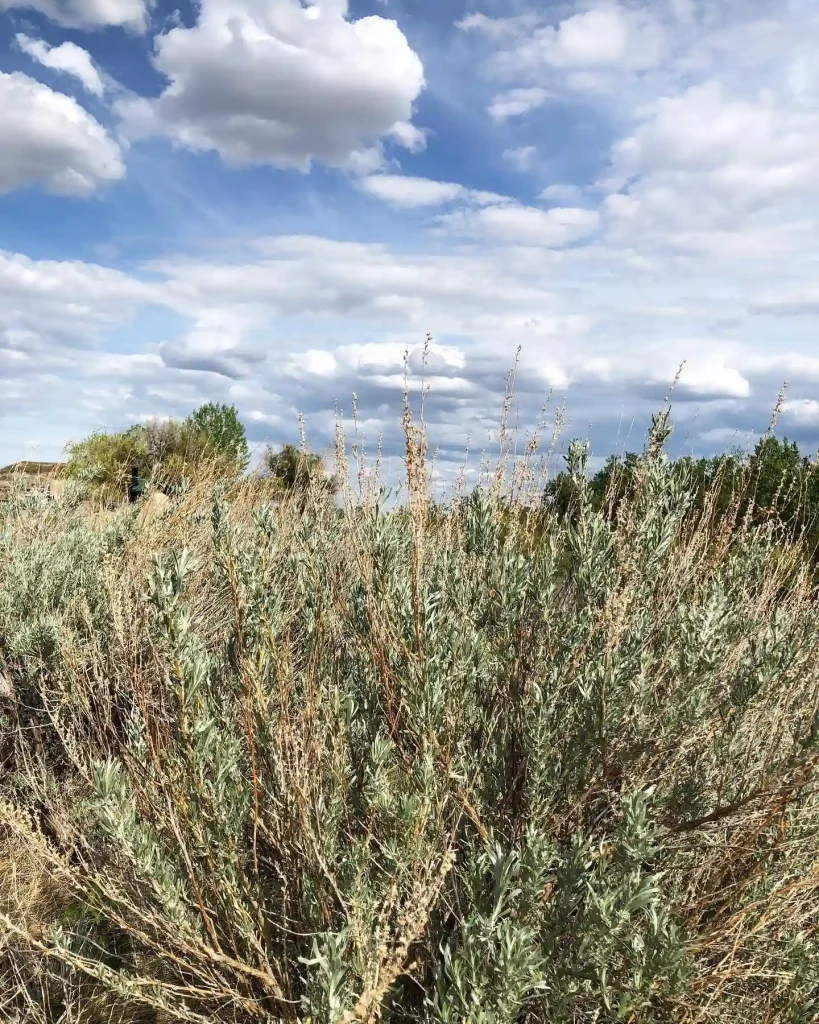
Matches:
[[441, 204, 600, 247], [358, 174, 464, 207], [488, 87, 549, 121], [547, 6, 646, 68], [16, 34, 104, 96], [601, 78, 819, 261], [0, 0, 150, 31], [357, 175, 510, 210], [117, 0, 425, 171], [540, 183, 586, 204], [462, 2, 665, 81], [503, 145, 537, 171], [0, 72, 124, 196]]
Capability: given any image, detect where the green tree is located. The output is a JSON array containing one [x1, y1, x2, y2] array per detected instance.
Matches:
[[744, 436, 819, 552], [750, 437, 804, 521], [186, 403, 249, 472], [263, 443, 338, 495], [541, 429, 819, 557], [589, 451, 640, 515], [66, 406, 248, 504], [65, 429, 149, 502]]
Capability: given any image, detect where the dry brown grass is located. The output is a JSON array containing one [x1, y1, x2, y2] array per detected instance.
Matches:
[[1, 406, 818, 1022]]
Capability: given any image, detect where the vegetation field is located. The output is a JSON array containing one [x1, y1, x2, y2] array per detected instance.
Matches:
[[1, 407, 819, 1023], [0, 463, 66, 501]]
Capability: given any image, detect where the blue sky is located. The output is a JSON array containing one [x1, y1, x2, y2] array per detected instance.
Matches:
[[2, 0, 819, 472]]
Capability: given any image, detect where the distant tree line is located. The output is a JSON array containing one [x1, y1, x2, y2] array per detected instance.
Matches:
[[64, 402, 819, 547], [543, 433, 819, 553], [65, 403, 337, 502]]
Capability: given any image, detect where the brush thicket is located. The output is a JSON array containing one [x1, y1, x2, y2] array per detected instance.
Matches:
[[1, 397, 818, 1023]]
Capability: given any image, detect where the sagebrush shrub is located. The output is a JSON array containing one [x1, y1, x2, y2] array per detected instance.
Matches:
[[1, 418, 818, 1023]]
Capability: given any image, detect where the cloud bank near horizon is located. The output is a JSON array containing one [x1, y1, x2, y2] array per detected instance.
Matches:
[[1, 0, 818, 471]]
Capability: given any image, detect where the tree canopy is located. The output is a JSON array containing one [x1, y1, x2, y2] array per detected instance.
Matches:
[[66, 403, 249, 502], [186, 403, 249, 472], [262, 443, 338, 496], [64, 404, 344, 506], [543, 433, 819, 553]]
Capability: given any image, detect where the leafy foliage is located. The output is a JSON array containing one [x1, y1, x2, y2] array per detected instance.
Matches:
[[65, 404, 250, 502], [263, 442, 339, 494], [64, 428, 149, 502], [545, 433, 819, 555], [2, 415, 819, 1022], [186, 402, 250, 472]]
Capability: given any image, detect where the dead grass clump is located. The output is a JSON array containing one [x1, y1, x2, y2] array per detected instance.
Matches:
[[1, 400, 818, 1022]]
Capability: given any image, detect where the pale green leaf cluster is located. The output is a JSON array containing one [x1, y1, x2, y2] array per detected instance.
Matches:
[[1, 424, 818, 1023]]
